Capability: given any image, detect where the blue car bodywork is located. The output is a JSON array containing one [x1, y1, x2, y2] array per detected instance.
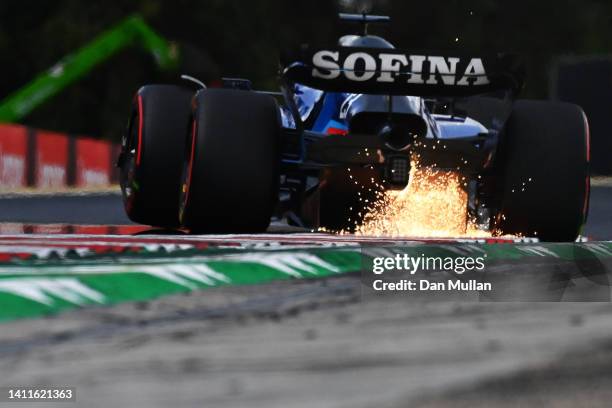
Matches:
[[282, 84, 489, 139], [274, 78, 503, 230]]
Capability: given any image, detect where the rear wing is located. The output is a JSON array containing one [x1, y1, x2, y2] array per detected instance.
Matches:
[[281, 46, 525, 97]]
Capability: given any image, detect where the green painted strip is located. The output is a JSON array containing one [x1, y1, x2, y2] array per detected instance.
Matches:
[[0, 249, 362, 322], [0, 242, 611, 322]]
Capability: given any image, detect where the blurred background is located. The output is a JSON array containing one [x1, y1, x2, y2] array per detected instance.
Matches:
[[0, 0, 611, 179]]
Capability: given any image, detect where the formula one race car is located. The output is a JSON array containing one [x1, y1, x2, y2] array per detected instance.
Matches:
[[117, 13, 590, 241]]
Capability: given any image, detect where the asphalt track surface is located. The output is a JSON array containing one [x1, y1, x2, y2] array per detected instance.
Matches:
[[0, 187, 612, 407], [0, 186, 610, 239], [0, 192, 130, 225]]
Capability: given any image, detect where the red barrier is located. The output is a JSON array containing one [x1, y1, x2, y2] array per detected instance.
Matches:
[[0, 125, 118, 190], [36, 131, 69, 188], [72, 225, 112, 234], [0, 124, 27, 188], [0, 223, 24, 234], [30, 224, 71, 234], [0, 223, 148, 235], [75, 138, 111, 187]]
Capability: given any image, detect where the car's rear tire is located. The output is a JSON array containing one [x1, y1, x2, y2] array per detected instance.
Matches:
[[179, 89, 280, 233], [496, 100, 590, 241], [119, 85, 193, 228]]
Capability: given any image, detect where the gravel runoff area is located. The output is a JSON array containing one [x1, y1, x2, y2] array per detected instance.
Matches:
[[1, 276, 612, 408]]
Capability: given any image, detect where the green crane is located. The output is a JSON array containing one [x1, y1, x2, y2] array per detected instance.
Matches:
[[0, 15, 178, 122]]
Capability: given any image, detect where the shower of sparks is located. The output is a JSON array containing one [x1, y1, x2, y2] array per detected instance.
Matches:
[[354, 159, 493, 238]]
